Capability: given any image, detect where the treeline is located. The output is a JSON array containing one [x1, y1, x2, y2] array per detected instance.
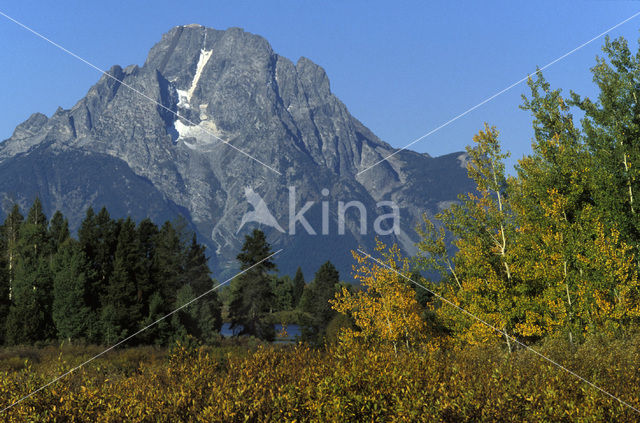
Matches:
[[0, 200, 349, 347], [0, 201, 222, 346]]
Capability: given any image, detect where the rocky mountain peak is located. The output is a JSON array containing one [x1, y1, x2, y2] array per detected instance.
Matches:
[[0, 25, 473, 279]]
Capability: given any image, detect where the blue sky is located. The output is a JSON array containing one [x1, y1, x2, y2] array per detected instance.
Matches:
[[1, 1, 639, 171]]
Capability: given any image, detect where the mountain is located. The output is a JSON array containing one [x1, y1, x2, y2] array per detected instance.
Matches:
[[0, 25, 474, 280]]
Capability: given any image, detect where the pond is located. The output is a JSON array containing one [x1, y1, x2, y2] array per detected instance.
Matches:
[[220, 322, 301, 343]]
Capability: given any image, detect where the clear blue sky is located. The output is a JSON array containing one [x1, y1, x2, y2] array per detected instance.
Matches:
[[1, 1, 639, 171]]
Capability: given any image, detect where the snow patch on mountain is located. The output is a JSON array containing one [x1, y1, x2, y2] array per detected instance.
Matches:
[[174, 118, 224, 150], [176, 49, 213, 110]]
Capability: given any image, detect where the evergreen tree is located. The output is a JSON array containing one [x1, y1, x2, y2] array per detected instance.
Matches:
[[172, 284, 200, 342], [139, 221, 185, 344], [78, 207, 97, 252], [152, 222, 183, 309], [183, 235, 211, 295], [140, 291, 171, 346], [292, 267, 305, 309], [95, 207, 120, 283], [182, 234, 222, 339], [49, 210, 70, 251], [5, 261, 42, 344], [236, 229, 277, 272], [0, 206, 23, 343], [101, 218, 143, 344], [312, 261, 340, 327], [228, 229, 276, 341], [52, 240, 91, 342], [300, 261, 340, 343], [79, 207, 119, 317], [21, 198, 50, 261], [0, 205, 226, 345], [271, 275, 293, 312], [136, 218, 159, 317], [6, 199, 54, 343]]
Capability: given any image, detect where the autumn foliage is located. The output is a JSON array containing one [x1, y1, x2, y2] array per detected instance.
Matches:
[[331, 242, 427, 350], [0, 337, 640, 422]]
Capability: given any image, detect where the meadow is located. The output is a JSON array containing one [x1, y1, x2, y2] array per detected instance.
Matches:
[[1, 334, 639, 422]]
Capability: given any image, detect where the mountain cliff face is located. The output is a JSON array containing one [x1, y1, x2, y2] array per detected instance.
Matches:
[[0, 25, 473, 279]]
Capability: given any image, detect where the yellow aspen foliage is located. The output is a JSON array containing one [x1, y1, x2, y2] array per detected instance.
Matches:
[[512, 186, 640, 342], [575, 220, 640, 334], [417, 125, 521, 350], [330, 241, 427, 350], [417, 120, 640, 347]]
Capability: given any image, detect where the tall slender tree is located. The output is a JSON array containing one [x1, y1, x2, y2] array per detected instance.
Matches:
[[137, 218, 159, 317], [49, 210, 70, 251], [181, 234, 222, 340], [292, 267, 305, 309], [152, 222, 183, 308], [6, 199, 54, 343], [101, 218, 143, 344], [0, 221, 8, 344], [79, 207, 119, 316], [300, 261, 341, 343], [570, 36, 640, 250], [228, 229, 276, 340], [0, 205, 22, 342], [52, 240, 91, 342], [416, 126, 522, 350]]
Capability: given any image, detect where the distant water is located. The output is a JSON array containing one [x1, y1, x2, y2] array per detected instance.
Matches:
[[220, 323, 301, 343]]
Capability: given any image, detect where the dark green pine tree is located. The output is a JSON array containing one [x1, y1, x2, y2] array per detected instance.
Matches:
[[6, 199, 54, 344], [153, 222, 183, 306], [95, 207, 120, 283], [183, 235, 213, 296], [300, 261, 340, 343], [228, 229, 276, 341], [52, 240, 91, 342], [312, 261, 340, 325], [78, 207, 98, 258], [79, 207, 119, 316], [141, 291, 172, 346], [292, 267, 305, 309], [48, 211, 70, 251], [171, 284, 200, 343], [136, 218, 159, 317], [181, 234, 222, 340], [271, 275, 293, 312], [141, 221, 183, 345], [101, 218, 143, 344]]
